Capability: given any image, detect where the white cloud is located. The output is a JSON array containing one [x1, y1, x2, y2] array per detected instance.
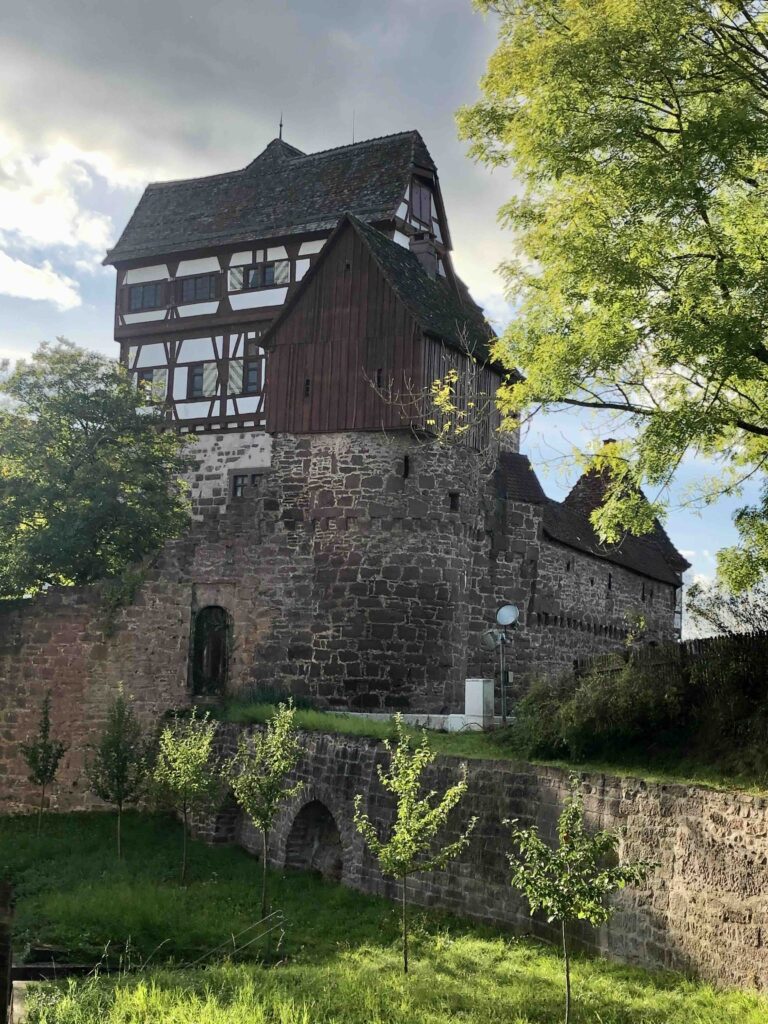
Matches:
[[0, 132, 115, 253], [0, 251, 80, 310]]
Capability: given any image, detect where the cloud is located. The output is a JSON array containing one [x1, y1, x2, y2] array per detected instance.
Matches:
[[0, 128, 117, 253], [0, 251, 80, 310]]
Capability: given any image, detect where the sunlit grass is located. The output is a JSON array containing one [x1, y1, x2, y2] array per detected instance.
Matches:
[[217, 701, 768, 793], [6, 812, 767, 1023]]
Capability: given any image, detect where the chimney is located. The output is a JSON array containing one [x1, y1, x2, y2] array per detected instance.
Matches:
[[410, 232, 438, 278]]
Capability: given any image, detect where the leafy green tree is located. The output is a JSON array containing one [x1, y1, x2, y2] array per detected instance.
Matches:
[[222, 701, 303, 918], [508, 778, 654, 1024], [153, 710, 219, 884], [686, 578, 768, 636], [354, 715, 477, 973], [458, 0, 768, 589], [20, 691, 67, 835], [0, 339, 190, 599], [86, 688, 148, 859]]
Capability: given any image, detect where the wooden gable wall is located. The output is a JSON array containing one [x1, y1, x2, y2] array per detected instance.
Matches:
[[266, 222, 423, 434]]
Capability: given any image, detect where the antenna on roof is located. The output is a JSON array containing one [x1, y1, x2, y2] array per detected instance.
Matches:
[[279, 112, 283, 141], [352, 109, 355, 144]]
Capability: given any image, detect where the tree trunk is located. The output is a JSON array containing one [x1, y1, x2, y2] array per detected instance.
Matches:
[[37, 784, 45, 837], [562, 919, 571, 1024], [261, 829, 269, 920], [181, 803, 188, 886], [117, 804, 122, 860], [402, 873, 408, 975]]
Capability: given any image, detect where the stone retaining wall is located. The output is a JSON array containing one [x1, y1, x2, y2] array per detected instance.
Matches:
[[204, 727, 768, 990]]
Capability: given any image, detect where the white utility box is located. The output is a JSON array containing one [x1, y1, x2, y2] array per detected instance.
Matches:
[[464, 677, 495, 729]]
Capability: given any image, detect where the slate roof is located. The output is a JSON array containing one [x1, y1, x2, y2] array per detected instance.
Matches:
[[347, 216, 494, 359], [543, 501, 683, 585], [105, 131, 437, 265], [493, 452, 684, 583], [497, 452, 548, 504]]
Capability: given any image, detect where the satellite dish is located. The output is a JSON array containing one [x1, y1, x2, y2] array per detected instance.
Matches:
[[496, 604, 520, 627]]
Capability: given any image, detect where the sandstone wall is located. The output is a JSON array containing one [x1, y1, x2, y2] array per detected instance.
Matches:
[[0, 429, 679, 812], [210, 727, 768, 990]]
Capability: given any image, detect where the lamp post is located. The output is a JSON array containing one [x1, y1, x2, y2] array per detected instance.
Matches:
[[482, 604, 520, 726]]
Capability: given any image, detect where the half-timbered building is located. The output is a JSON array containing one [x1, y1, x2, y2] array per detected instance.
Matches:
[[95, 129, 689, 713]]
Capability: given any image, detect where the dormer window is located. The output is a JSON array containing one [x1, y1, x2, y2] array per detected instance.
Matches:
[[128, 281, 165, 312], [179, 273, 219, 304], [411, 179, 432, 226]]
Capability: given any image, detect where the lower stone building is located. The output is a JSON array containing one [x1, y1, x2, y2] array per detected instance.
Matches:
[[0, 208, 688, 813]]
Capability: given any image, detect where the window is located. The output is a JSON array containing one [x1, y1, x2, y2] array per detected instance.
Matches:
[[403, 455, 410, 479], [229, 261, 290, 292], [608, 573, 612, 591], [412, 179, 432, 225], [188, 362, 218, 399], [128, 281, 164, 312], [232, 474, 247, 498], [189, 364, 205, 398], [179, 273, 219, 304], [449, 492, 460, 512], [134, 366, 167, 403], [303, 378, 311, 398], [244, 359, 261, 393]]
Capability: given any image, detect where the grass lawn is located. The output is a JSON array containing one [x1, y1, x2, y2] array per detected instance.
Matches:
[[218, 701, 768, 794], [4, 812, 768, 1023]]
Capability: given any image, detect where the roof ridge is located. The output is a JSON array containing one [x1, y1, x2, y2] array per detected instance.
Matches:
[[291, 129, 425, 162], [138, 131, 424, 192]]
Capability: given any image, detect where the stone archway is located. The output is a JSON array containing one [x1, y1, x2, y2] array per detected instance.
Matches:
[[284, 800, 343, 881], [191, 605, 230, 696]]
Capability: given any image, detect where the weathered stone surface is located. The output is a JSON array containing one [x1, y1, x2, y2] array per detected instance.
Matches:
[[0, 430, 678, 812], [202, 727, 768, 991]]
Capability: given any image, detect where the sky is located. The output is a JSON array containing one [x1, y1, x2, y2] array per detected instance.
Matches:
[[0, 0, 757, 599]]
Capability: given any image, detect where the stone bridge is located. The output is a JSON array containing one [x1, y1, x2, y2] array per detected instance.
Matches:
[[198, 725, 768, 991]]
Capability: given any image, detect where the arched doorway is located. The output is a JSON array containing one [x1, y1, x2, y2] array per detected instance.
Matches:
[[191, 606, 230, 696], [285, 801, 343, 881]]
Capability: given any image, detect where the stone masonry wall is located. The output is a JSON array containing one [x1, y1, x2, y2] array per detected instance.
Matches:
[[209, 727, 768, 991], [0, 428, 679, 812]]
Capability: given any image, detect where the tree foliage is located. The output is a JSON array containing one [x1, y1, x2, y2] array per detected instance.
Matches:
[[153, 710, 219, 884], [20, 691, 67, 835], [354, 715, 477, 972], [222, 701, 304, 918], [86, 688, 148, 858], [458, 0, 768, 589], [686, 577, 768, 635], [509, 777, 654, 1023], [0, 340, 190, 598]]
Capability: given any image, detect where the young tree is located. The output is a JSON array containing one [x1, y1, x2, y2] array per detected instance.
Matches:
[[86, 688, 148, 859], [354, 715, 477, 973], [508, 778, 654, 1024], [222, 701, 304, 918], [0, 339, 190, 599], [458, 1, 768, 590], [153, 710, 219, 884], [20, 692, 67, 835]]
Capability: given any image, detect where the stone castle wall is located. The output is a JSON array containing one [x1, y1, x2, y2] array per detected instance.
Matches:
[[210, 727, 768, 991], [0, 429, 677, 812]]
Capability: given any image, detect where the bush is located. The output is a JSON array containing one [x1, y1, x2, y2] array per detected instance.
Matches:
[[509, 632, 768, 782]]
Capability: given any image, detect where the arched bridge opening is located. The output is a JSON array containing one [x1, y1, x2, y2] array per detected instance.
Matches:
[[285, 800, 343, 882]]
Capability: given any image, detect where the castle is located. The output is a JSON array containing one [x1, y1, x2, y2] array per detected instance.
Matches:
[[0, 131, 688, 809]]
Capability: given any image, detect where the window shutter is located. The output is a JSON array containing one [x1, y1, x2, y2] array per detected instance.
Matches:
[[228, 358, 243, 394], [203, 361, 219, 397], [228, 267, 244, 292], [274, 260, 290, 285], [151, 367, 168, 402]]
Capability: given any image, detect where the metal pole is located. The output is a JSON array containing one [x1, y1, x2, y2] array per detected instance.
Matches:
[[500, 631, 507, 727]]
